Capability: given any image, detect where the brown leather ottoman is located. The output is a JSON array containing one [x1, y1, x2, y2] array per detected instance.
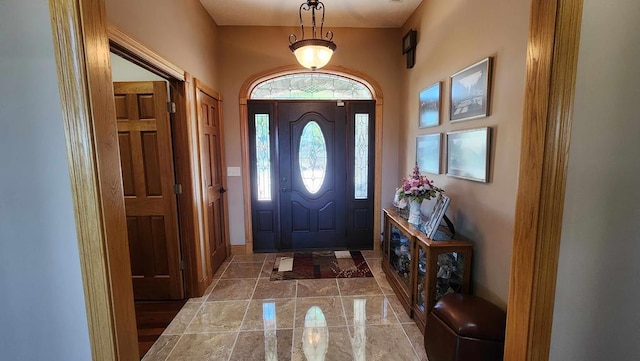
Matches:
[[424, 294, 506, 361]]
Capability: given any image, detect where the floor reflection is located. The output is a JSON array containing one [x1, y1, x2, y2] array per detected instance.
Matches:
[[144, 254, 429, 361], [263, 302, 278, 361], [302, 306, 329, 360], [262, 298, 370, 360], [351, 299, 366, 361]]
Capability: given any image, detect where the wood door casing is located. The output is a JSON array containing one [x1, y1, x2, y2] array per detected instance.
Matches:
[[196, 85, 228, 274], [114, 81, 183, 300]]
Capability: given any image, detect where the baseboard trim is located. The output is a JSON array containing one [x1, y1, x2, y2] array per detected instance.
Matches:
[[231, 245, 247, 255]]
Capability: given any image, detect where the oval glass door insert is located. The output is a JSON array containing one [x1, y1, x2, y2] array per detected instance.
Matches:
[[298, 121, 327, 194]]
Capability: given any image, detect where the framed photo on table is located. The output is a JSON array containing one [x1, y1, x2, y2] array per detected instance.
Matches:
[[424, 192, 450, 239], [446, 127, 491, 182], [419, 82, 441, 128], [416, 133, 441, 174], [450, 57, 493, 122]]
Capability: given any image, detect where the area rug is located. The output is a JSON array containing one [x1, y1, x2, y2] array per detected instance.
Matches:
[[270, 250, 373, 280]]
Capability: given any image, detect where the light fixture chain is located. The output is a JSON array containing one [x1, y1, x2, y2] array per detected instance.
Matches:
[[311, 2, 317, 39], [317, 1, 325, 40], [299, 3, 307, 40], [288, 0, 336, 70]]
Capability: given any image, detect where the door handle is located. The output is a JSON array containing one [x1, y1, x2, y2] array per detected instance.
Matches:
[[219, 187, 227, 194]]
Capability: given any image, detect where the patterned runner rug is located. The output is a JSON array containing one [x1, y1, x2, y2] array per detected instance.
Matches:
[[270, 250, 373, 280]]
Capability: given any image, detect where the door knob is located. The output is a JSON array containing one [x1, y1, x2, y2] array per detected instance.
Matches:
[[219, 187, 227, 194]]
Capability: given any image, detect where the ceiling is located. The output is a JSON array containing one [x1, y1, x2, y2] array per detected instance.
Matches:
[[199, 0, 423, 28]]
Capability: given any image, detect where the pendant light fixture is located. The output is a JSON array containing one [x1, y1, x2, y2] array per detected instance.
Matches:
[[289, 0, 337, 70]]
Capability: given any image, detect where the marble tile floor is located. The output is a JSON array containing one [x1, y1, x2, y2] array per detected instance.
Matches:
[[143, 250, 428, 361]]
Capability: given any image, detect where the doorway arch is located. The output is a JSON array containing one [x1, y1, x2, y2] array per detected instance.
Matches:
[[239, 65, 384, 254]]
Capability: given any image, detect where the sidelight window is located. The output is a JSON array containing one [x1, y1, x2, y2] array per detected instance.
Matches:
[[255, 114, 271, 201], [354, 114, 369, 199]]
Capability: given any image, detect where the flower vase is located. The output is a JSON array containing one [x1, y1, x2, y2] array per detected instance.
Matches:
[[408, 200, 422, 225]]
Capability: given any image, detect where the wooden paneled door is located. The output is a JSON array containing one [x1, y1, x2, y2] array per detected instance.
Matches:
[[196, 83, 228, 274], [114, 81, 184, 300]]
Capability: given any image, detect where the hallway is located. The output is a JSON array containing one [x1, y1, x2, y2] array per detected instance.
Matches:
[[142, 251, 428, 360]]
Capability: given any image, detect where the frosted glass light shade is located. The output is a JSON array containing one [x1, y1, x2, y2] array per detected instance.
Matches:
[[290, 39, 337, 70]]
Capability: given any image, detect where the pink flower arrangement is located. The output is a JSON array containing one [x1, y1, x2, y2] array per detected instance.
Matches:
[[398, 164, 443, 203]]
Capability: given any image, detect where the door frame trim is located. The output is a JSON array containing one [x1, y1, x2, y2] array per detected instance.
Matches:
[[505, 0, 583, 359], [49, 0, 136, 358], [106, 27, 212, 298], [108, 24, 184, 81], [194, 79, 232, 274], [239, 65, 384, 254]]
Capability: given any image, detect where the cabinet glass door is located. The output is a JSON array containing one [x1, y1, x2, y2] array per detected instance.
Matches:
[[388, 223, 412, 290], [436, 252, 465, 301], [416, 245, 427, 313]]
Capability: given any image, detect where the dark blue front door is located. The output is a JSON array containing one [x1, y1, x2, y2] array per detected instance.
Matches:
[[278, 102, 347, 250]]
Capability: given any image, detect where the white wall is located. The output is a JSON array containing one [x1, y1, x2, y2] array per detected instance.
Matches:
[[549, 1, 640, 360], [110, 52, 165, 81], [0, 2, 91, 360]]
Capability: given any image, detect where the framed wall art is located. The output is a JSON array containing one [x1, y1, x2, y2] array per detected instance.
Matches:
[[419, 82, 441, 128], [416, 133, 441, 174], [446, 127, 491, 182], [449, 57, 493, 122]]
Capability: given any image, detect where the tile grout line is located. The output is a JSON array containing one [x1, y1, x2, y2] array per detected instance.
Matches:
[[372, 250, 423, 360], [145, 255, 231, 361], [400, 323, 424, 361], [163, 256, 230, 360], [335, 278, 352, 340], [226, 274, 261, 361], [159, 261, 230, 361], [370, 257, 403, 325], [291, 279, 298, 360], [162, 293, 208, 361]]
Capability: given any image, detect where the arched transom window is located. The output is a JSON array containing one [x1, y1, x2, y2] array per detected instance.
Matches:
[[250, 73, 373, 100]]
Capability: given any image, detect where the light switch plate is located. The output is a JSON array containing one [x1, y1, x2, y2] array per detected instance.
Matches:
[[227, 167, 241, 177]]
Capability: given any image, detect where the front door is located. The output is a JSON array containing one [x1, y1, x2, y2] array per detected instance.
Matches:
[[278, 102, 347, 250], [196, 87, 228, 273], [248, 100, 375, 251], [114, 81, 183, 300]]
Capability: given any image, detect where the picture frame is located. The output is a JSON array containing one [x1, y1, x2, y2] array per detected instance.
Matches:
[[416, 133, 441, 174], [424, 192, 450, 239], [419, 82, 441, 128], [446, 127, 491, 182], [449, 57, 493, 122]]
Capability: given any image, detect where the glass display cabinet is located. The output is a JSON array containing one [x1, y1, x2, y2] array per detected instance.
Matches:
[[382, 208, 472, 333]]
